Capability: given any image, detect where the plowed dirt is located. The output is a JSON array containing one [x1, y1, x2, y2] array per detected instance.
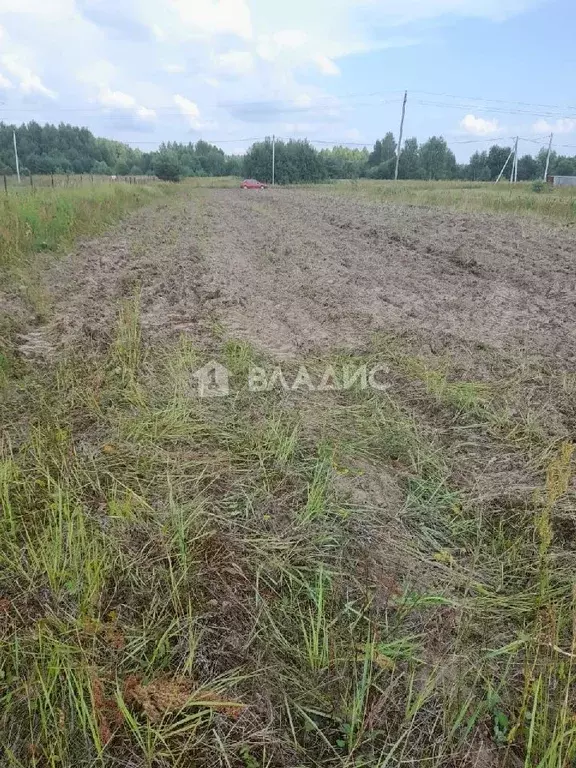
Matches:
[[20, 187, 576, 368]]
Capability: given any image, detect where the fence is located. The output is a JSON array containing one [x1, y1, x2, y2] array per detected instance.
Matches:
[[2, 173, 160, 194]]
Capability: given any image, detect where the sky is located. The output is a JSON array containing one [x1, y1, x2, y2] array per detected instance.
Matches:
[[0, 0, 574, 160]]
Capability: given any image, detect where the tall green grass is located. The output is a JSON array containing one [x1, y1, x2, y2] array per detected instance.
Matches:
[[0, 183, 173, 269], [0, 182, 177, 384]]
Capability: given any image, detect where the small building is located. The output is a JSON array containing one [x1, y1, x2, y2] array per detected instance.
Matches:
[[551, 175, 576, 187]]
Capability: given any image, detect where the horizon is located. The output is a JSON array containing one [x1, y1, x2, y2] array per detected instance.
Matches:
[[0, 120, 569, 167]]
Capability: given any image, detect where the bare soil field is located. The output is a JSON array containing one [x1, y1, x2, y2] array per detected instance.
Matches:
[[3, 185, 576, 767], [24, 187, 576, 368]]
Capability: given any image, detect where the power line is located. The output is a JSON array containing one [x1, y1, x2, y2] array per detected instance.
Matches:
[[450, 135, 513, 144], [2, 87, 575, 122], [411, 89, 576, 114], [411, 99, 576, 120], [277, 137, 370, 146]]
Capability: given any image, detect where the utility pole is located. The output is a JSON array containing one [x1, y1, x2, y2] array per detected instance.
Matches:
[[13, 130, 20, 183], [394, 90, 407, 181], [510, 136, 518, 183], [495, 146, 515, 183], [543, 132, 553, 181], [272, 134, 275, 186]]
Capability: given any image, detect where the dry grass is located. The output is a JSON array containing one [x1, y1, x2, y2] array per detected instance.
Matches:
[[180, 176, 241, 188], [328, 179, 576, 223]]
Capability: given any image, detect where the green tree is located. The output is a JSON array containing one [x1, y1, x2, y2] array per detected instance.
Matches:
[[115, 159, 130, 176], [92, 160, 111, 175], [398, 137, 420, 179], [467, 150, 491, 181], [27, 153, 57, 174], [419, 136, 455, 180], [487, 145, 512, 181], [368, 132, 396, 166], [517, 155, 539, 181], [153, 151, 182, 181], [225, 155, 243, 176], [243, 138, 326, 184], [320, 146, 368, 179], [554, 156, 576, 175], [243, 138, 273, 181]]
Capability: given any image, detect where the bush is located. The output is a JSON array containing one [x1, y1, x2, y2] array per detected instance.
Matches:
[[532, 179, 545, 193]]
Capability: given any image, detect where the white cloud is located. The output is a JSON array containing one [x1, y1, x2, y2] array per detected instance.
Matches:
[[174, 94, 203, 129], [460, 113, 499, 135], [0, 0, 75, 13], [152, 0, 252, 41], [0, 72, 13, 88], [294, 93, 313, 108], [242, 0, 539, 63], [312, 53, 340, 75], [150, 23, 167, 41], [216, 50, 254, 76], [273, 29, 308, 48], [256, 30, 308, 61], [97, 86, 156, 120], [78, 60, 157, 123], [163, 63, 186, 74], [1, 55, 56, 97], [204, 77, 221, 88], [136, 105, 157, 121], [255, 28, 340, 77], [533, 118, 576, 135], [78, 59, 117, 87]]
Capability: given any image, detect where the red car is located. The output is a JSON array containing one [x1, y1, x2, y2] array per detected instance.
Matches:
[[241, 178, 267, 189]]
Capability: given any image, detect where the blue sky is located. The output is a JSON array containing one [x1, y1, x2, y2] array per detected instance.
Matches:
[[0, 0, 574, 160]]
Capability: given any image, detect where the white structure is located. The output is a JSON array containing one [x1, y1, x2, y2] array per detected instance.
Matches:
[[552, 176, 576, 187]]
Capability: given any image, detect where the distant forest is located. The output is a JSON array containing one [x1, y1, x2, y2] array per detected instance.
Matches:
[[1, 122, 575, 183], [0, 122, 242, 179], [244, 134, 576, 184]]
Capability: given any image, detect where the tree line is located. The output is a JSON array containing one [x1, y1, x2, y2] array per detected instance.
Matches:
[[0, 122, 242, 179], [1, 121, 575, 183], [244, 133, 576, 183]]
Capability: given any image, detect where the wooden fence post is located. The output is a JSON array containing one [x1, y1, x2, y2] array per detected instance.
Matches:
[[51, 174, 54, 187], [4, 175, 7, 195], [29, 174, 34, 190]]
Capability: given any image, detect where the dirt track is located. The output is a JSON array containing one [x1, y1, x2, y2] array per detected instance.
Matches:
[[24, 187, 576, 367]]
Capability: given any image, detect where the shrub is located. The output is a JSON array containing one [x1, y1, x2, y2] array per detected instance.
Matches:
[[532, 179, 545, 193]]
